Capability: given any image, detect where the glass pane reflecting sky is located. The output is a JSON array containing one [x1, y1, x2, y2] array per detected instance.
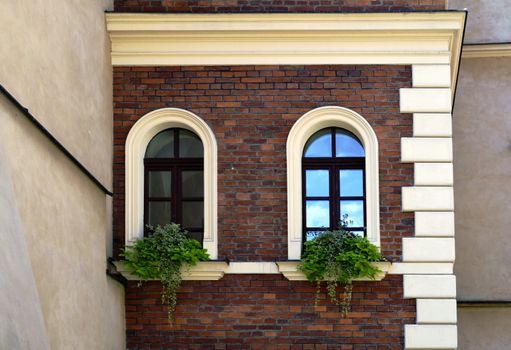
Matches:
[[306, 169, 329, 197], [340, 200, 364, 227], [340, 169, 363, 197], [336, 129, 364, 157], [306, 200, 330, 227]]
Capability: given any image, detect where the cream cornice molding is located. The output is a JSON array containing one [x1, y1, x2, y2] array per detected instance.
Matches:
[[462, 43, 511, 58], [106, 12, 465, 90]]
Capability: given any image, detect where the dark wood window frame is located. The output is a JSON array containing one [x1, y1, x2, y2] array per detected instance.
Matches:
[[143, 128, 204, 241], [302, 127, 366, 242]]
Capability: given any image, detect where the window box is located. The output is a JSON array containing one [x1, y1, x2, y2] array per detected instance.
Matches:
[[113, 260, 229, 281], [276, 261, 391, 281]]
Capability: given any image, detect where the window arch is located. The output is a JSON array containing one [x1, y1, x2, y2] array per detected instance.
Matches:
[[287, 106, 380, 259], [125, 108, 218, 259]]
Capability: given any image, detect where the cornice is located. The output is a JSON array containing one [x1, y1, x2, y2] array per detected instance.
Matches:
[[106, 12, 465, 90], [462, 43, 511, 58]]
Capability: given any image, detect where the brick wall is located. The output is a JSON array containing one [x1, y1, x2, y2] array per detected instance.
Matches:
[[114, 64, 414, 348], [113, 65, 413, 262], [126, 275, 414, 349], [114, 0, 446, 13]]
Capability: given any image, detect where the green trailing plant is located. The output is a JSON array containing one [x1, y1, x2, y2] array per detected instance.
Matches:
[[298, 220, 384, 316], [121, 223, 209, 321]]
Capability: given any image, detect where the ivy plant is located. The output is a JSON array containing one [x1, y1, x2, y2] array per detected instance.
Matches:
[[298, 221, 384, 316], [121, 223, 209, 321]]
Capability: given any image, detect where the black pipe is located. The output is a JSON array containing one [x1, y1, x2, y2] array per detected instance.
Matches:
[[0, 84, 113, 196]]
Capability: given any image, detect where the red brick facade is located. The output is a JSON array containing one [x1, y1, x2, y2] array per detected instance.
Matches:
[[113, 65, 414, 262], [114, 0, 446, 13], [114, 64, 415, 348], [126, 275, 414, 349]]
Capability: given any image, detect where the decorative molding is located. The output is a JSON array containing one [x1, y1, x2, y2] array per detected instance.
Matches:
[[402, 187, 454, 212], [402, 238, 455, 262], [286, 106, 380, 259], [403, 275, 457, 299], [124, 108, 219, 258], [113, 261, 228, 281], [412, 65, 451, 88], [413, 113, 452, 137], [462, 43, 511, 58], [416, 299, 457, 324], [105, 12, 465, 91], [400, 88, 452, 113], [401, 137, 453, 163], [276, 261, 391, 281], [405, 325, 457, 349]]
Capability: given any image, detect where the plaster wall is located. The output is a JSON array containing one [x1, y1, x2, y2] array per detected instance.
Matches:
[[0, 134, 49, 350], [0, 94, 125, 349], [449, 0, 511, 43], [452, 57, 511, 299], [0, 0, 113, 187], [458, 307, 511, 349]]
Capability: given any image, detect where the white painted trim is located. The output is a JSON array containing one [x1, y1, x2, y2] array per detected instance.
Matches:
[[224, 262, 280, 274], [462, 43, 511, 58], [125, 108, 219, 258], [388, 262, 453, 275], [412, 65, 451, 88], [402, 238, 455, 262], [416, 299, 457, 324], [105, 12, 465, 90], [286, 106, 380, 259], [405, 325, 457, 349], [400, 88, 452, 113], [413, 113, 452, 137], [403, 275, 456, 299], [277, 261, 390, 281], [114, 261, 228, 280], [401, 138, 453, 163], [414, 163, 453, 186], [415, 212, 455, 237], [402, 187, 454, 211]]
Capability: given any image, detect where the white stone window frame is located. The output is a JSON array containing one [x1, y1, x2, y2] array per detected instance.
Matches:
[[125, 108, 218, 259], [287, 106, 380, 259]]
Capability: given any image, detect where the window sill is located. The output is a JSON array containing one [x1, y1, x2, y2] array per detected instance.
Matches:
[[276, 261, 391, 281], [113, 261, 229, 281]]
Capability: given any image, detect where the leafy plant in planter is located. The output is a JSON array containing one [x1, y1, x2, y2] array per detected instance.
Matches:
[[298, 222, 384, 316], [121, 223, 209, 321]]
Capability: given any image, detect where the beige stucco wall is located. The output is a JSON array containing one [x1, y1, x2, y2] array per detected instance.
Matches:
[[452, 57, 511, 300], [458, 307, 511, 349], [449, 0, 511, 43], [0, 0, 114, 187], [0, 140, 50, 350], [0, 94, 125, 349], [0, 0, 124, 348]]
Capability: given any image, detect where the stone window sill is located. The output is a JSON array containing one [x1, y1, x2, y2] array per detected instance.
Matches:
[[276, 261, 392, 281], [113, 261, 229, 281]]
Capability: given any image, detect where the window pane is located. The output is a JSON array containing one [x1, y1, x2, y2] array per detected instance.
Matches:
[[350, 230, 364, 237], [340, 200, 364, 228], [187, 230, 203, 243], [304, 129, 332, 157], [182, 201, 204, 228], [145, 129, 174, 158], [179, 129, 203, 158], [306, 169, 329, 197], [335, 129, 365, 157], [339, 169, 363, 197], [182, 171, 203, 198], [306, 230, 324, 241], [306, 200, 330, 228], [148, 201, 171, 227], [148, 171, 171, 197]]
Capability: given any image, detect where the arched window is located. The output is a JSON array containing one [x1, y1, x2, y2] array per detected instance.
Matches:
[[303, 127, 366, 241], [287, 106, 379, 259], [144, 128, 204, 242], [125, 108, 218, 259]]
